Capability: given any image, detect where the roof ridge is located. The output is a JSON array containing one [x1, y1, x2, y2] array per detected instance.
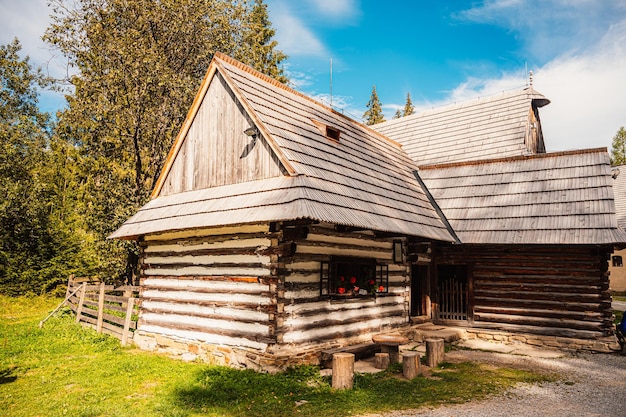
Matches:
[[418, 147, 609, 170], [212, 52, 404, 149], [377, 85, 546, 127]]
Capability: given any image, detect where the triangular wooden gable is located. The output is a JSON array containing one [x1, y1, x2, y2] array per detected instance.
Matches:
[[152, 54, 293, 197]]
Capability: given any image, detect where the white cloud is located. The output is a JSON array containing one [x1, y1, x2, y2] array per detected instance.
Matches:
[[456, 0, 626, 61], [305, 0, 361, 21], [443, 1, 626, 152], [0, 0, 52, 65], [534, 20, 626, 151], [267, 1, 328, 57]]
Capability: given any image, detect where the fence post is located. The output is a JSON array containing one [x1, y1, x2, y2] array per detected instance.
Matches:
[[65, 274, 75, 300], [96, 282, 105, 333], [121, 297, 135, 346], [75, 284, 87, 323]]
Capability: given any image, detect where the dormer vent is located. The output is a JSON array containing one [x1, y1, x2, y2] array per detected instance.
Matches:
[[311, 119, 341, 142]]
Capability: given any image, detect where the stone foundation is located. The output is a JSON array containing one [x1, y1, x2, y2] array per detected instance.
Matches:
[[132, 330, 366, 372], [463, 328, 621, 353], [132, 325, 622, 373]]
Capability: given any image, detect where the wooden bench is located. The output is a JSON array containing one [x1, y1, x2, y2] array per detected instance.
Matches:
[[320, 343, 379, 368]]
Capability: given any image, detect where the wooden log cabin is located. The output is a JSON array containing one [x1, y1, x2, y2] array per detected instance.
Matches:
[[418, 150, 624, 341], [110, 53, 455, 370], [111, 53, 625, 370]]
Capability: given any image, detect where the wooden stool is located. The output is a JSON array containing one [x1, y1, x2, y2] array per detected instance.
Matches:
[[332, 353, 354, 389], [425, 338, 445, 368], [374, 352, 390, 369], [402, 351, 420, 379]]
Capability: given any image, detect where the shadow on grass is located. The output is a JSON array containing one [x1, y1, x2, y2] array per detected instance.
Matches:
[[0, 367, 17, 384], [170, 366, 331, 417], [167, 362, 544, 417]]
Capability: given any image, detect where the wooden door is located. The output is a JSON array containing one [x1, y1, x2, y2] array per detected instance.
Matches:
[[410, 265, 429, 316], [436, 265, 468, 321]]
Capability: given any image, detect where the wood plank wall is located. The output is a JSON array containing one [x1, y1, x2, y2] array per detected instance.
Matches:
[[279, 223, 410, 348], [138, 224, 276, 351], [160, 72, 284, 196], [436, 244, 613, 339]]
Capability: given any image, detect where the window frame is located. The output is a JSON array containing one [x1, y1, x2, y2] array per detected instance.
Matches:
[[613, 255, 623, 267], [320, 256, 389, 298]]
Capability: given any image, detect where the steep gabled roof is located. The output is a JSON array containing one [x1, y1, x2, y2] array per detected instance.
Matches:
[[373, 87, 549, 166], [110, 54, 455, 242], [419, 148, 626, 245]]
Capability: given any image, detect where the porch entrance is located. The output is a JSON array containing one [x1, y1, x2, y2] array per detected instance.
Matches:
[[410, 265, 429, 316], [435, 265, 468, 322]]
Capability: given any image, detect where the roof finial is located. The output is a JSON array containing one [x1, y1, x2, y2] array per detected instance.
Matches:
[[529, 70, 534, 87]]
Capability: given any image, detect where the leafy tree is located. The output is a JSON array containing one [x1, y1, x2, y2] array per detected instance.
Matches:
[[611, 126, 626, 165], [363, 85, 385, 125], [44, 0, 288, 281], [402, 92, 415, 117], [0, 39, 90, 294]]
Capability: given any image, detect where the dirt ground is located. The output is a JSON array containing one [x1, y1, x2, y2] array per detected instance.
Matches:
[[362, 340, 626, 417]]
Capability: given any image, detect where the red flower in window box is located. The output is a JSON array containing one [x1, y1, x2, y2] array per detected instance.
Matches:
[[368, 279, 375, 286], [353, 286, 360, 292], [339, 276, 345, 282], [378, 285, 385, 292], [350, 276, 357, 284], [338, 287, 346, 294]]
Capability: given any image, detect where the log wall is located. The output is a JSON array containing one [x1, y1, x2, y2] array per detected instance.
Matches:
[[277, 224, 410, 354], [135, 224, 278, 367], [133, 221, 417, 370], [436, 244, 613, 339]]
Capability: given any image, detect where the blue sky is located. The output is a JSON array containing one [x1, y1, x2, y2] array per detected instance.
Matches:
[[2, 0, 626, 152]]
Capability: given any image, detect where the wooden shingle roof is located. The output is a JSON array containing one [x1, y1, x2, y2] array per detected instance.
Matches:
[[110, 54, 455, 242], [419, 148, 626, 244], [373, 87, 549, 166]]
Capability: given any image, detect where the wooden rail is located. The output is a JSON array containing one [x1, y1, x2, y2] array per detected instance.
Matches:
[[65, 277, 140, 345]]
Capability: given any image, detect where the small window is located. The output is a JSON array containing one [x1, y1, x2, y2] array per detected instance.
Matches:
[[311, 119, 341, 142], [320, 257, 388, 297], [613, 256, 623, 267], [325, 126, 341, 141]]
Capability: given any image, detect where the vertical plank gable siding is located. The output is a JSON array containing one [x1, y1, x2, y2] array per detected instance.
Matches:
[[160, 72, 283, 196], [138, 225, 276, 349], [436, 244, 613, 339], [279, 224, 409, 346]]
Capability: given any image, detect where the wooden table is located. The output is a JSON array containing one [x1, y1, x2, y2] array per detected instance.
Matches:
[[372, 334, 408, 363]]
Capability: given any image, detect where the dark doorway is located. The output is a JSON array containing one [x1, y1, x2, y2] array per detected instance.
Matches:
[[436, 264, 468, 321], [411, 265, 429, 316]]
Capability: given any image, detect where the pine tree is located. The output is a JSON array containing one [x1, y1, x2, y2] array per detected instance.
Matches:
[[403, 92, 415, 117], [393, 109, 402, 119], [363, 85, 385, 125], [611, 127, 626, 165]]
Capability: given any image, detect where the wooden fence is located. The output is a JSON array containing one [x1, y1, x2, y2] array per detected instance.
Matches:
[[65, 277, 140, 345]]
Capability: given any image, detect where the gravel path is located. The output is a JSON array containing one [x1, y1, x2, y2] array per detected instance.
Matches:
[[364, 350, 626, 417]]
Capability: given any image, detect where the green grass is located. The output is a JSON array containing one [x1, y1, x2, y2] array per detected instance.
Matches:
[[1, 296, 553, 417]]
